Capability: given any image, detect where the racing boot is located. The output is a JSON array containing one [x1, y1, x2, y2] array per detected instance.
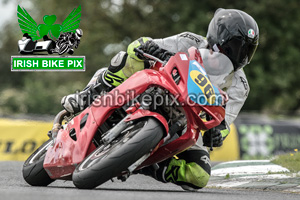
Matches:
[[61, 68, 113, 113]]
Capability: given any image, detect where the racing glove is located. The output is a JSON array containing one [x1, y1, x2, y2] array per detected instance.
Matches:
[[138, 40, 174, 61], [202, 120, 229, 147]]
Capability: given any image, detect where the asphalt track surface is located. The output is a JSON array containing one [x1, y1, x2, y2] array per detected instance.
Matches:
[[1, 161, 299, 200]]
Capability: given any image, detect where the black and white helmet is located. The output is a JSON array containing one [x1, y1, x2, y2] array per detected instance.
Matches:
[[207, 8, 259, 71], [75, 29, 83, 39]]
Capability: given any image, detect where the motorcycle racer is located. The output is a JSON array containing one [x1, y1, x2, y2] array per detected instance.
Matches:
[[61, 8, 259, 190], [52, 29, 83, 55]]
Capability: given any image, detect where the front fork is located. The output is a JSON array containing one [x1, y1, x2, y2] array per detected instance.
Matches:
[[101, 116, 133, 145]]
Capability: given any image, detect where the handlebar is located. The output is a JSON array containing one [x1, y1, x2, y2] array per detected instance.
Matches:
[[133, 48, 166, 65]]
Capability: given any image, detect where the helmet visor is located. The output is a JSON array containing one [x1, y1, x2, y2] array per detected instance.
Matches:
[[219, 37, 258, 71]]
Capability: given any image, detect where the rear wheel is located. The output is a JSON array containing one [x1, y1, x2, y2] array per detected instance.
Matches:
[[22, 139, 54, 186], [72, 117, 164, 189]]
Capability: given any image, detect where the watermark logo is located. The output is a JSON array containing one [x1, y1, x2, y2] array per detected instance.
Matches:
[[11, 56, 84, 72], [69, 88, 224, 109], [11, 5, 85, 71]]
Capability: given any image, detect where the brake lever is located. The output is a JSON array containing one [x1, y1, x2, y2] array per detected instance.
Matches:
[[209, 128, 214, 151]]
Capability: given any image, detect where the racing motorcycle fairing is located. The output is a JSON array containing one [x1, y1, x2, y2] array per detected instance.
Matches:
[[43, 46, 225, 179]]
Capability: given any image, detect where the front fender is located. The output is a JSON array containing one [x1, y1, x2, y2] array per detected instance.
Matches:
[[125, 109, 169, 136]]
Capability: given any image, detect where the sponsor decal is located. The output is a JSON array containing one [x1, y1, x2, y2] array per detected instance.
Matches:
[[179, 54, 188, 61], [200, 155, 211, 166], [0, 118, 51, 161], [248, 29, 255, 39], [240, 76, 249, 96], [180, 33, 201, 44]]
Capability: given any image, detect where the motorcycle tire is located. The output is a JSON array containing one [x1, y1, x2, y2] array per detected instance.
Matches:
[[72, 117, 164, 189], [22, 139, 55, 186]]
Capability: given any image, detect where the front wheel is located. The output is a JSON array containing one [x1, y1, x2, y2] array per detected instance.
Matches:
[[72, 117, 164, 189], [22, 139, 54, 186]]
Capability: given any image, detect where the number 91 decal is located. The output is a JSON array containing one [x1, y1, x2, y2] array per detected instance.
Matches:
[[190, 70, 216, 105]]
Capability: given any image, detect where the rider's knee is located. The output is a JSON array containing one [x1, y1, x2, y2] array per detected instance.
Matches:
[[184, 162, 210, 189], [104, 51, 128, 87], [164, 149, 212, 190], [165, 158, 211, 189], [108, 51, 128, 73]]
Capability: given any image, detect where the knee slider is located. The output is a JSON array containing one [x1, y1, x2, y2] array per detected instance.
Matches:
[[185, 162, 210, 188], [108, 51, 128, 73], [165, 158, 210, 189]]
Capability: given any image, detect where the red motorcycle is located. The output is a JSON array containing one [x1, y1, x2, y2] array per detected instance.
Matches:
[[22, 47, 226, 189]]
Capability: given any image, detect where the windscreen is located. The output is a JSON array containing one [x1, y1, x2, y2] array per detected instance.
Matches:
[[199, 49, 234, 89]]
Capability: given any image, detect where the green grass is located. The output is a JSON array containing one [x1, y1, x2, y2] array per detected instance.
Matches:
[[271, 150, 300, 173], [225, 173, 230, 179]]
